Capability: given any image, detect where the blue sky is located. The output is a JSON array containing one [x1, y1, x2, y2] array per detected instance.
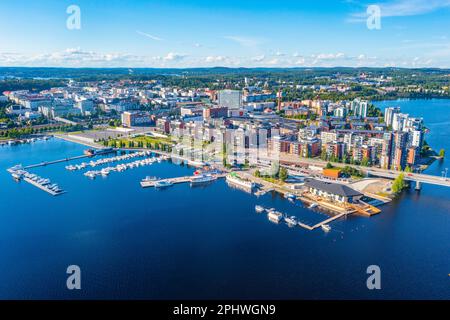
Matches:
[[0, 0, 449, 68]]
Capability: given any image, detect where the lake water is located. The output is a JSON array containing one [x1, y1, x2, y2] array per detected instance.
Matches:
[[0, 99, 449, 299]]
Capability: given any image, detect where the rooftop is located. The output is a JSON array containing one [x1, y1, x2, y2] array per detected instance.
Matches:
[[304, 179, 362, 197]]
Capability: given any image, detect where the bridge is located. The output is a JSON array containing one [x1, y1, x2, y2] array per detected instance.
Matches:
[[276, 154, 450, 190], [366, 168, 450, 189]]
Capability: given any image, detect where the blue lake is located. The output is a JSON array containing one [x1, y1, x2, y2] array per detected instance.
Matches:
[[0, 99, 449, 299]]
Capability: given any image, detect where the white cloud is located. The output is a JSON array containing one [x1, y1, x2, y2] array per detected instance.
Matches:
[[267, 58, 280, 65], [205, 56, 226, 63], [163, 52, 186, 61], [313, 53, 346, 60], [295, 57, 306, 65], [0, 48, 447, 68], [251, 55, 265, 62]]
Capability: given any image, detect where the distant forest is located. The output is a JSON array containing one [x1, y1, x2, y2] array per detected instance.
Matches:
[[0, 67, 449, 98]]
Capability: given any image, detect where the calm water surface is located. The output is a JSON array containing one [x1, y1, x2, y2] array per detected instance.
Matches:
[[0, 99, 448, 299]]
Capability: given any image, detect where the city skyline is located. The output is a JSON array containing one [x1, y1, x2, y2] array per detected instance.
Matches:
[[0, 0, 449, 68]]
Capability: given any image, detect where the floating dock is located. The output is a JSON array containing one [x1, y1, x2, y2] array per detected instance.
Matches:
[[23, 177, 65, 196], [141, 176, 193, 188], [141, 174, 226, 188], [141, 174, 225, 188]]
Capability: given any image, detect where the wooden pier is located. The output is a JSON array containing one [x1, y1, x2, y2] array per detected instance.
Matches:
[[310, 212, 348, 230]]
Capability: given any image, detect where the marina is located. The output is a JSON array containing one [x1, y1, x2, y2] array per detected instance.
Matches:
[[7, 166, 65, 196], [83, 156, 161, 179], [0, 135, 52, 147], [65, 150, 153, 171]]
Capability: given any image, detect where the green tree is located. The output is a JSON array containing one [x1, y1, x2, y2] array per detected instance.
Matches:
[[325, 162, 333, 169], [254, 170, 261, 178], [279, 167, 288, 182], [392, 173, 406, 194]]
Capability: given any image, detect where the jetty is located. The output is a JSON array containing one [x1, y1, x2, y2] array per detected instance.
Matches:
[[23, 176, 65, 196], [24, 148, 116, 170], [141, 173, 226, 188], [140, 176, 193, 187], [24, 155, 90, 169]]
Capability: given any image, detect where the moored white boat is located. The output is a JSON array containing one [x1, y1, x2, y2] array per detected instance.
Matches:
[[255, 205, 265, 213], [154, 180, 173, 188], [284, 215, 298, 226]]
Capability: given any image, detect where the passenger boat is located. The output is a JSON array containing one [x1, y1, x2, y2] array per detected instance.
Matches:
[[309, 203, 318, 209], [321, 224, 331, 232], [190, 174, 216, 186], [226, 173, 255, 190]]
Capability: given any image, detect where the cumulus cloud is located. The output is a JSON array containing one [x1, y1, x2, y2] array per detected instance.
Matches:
[[163, 52, 186, 61], [205, 56, 226, 63], [0, 48, 447, 68]]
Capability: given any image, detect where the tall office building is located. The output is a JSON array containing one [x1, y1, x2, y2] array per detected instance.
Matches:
[[218, 90, 242, 110]]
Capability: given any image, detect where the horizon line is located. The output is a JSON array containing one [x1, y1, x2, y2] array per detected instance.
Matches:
[[1, 66, 449, 71]]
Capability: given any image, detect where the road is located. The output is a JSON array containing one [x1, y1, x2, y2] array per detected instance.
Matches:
[[278, 153, 450, 188]]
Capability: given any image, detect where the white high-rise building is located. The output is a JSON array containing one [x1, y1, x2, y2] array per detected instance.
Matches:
[[384, 107, 400, 126], [392, 113, 409, 131], [351, 98, 368, 118], [405, 117, 423, 131], [410, 130, 423, 148]]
